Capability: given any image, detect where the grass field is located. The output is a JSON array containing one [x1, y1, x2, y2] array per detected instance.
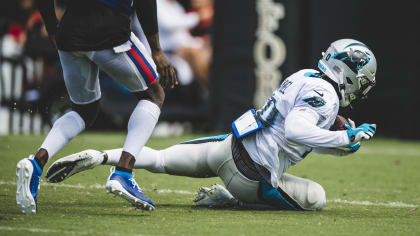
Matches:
[[1, 133, 420, 236]]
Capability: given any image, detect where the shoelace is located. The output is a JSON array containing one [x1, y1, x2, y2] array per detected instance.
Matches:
[[109, 167, 142, 192], [109, 166, 115, 174], [129, 178, 142, 192]]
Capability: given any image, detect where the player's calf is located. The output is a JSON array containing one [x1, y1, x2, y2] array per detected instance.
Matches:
[[133, 82, 165, 108]]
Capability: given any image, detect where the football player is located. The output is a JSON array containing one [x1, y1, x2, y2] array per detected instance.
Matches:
[[46, 39, 377, 211], [16, 0, 178, 214]]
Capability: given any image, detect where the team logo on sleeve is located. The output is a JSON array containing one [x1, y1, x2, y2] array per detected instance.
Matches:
[[303, 96, 326, 108]]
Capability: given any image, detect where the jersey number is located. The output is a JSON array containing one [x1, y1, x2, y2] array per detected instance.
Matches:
[[256, 96, 279, 126]]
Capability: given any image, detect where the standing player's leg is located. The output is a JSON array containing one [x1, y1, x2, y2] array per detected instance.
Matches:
[[16, 51, 101, 214], [87, 33, 162, 210]]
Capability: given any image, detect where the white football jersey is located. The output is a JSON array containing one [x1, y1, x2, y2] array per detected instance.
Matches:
[[242, 69, 349, 187]]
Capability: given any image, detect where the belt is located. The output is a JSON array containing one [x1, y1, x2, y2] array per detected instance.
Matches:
[[231, 135, 271, 182]]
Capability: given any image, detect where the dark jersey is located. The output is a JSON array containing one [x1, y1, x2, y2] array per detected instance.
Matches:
[[36, 0, 158, 51]]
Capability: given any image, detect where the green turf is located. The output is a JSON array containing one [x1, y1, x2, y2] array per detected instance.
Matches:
[[0, 133, 419, 236]]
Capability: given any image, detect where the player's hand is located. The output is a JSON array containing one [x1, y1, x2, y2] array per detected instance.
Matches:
[[345, 118, 361, 152], [347, 142, 361, 153], [152, 50, 178, 89], [345, 123, 376, 143], [48, 34, 57, 49]]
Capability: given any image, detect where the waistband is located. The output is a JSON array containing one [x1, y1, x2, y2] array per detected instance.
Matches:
[[231, 135, 271, 182]]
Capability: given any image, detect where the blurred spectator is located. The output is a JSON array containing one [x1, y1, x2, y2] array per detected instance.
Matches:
[[0, 0, 34, 58], [190, 0, 213, 38], [0, 0, 214, 134], [0, 0, 66, 129], [157, 0, 213, 91]]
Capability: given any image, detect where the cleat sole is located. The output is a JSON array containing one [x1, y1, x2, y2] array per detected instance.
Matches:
[[16, 159, 37, 215], [45, 150, 104, 183], [106, 181, 155, 211]]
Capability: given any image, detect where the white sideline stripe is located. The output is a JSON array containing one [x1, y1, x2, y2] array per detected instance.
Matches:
[[328, 199, 418, 208], [1, 180, 417, 208], [0, 226, 141, 236], [0, 226, 91, 235], [0, 226, 64, 234], [156, 189, 194, 195], [0, 180, 194, 193]]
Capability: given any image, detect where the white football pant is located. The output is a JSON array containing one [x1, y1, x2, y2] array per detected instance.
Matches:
[[135, 135, 326, 210]]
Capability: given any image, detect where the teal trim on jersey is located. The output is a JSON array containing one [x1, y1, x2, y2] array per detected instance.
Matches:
[[180, 133, 231, 144], [304, 72, 321, 78], [318, 61, 327, 72]]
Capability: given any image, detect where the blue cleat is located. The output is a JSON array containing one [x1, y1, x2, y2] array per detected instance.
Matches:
[[105, 167, 155, 211], [16, 156, 42, 214]]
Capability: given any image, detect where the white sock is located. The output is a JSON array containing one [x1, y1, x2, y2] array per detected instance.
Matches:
[[104, 147, 165, 173], [122, 100, 160, 158], [40, 111, 85, 161], [103, 148, 122, 166]]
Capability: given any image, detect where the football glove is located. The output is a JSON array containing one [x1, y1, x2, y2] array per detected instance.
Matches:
[[345, 123, 376, 144], [346, 118, 360, 152], [348, 142, 361, 153]]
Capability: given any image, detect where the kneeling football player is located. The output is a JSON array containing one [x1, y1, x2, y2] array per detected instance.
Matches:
[[46, 39, 377, 211]]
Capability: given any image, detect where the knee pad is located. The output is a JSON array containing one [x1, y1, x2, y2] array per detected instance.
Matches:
[[71, 100, 100, 128], [306, 182, 326, 210]]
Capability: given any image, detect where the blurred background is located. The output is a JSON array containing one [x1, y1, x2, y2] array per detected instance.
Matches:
[[0, 0, 419, 139]]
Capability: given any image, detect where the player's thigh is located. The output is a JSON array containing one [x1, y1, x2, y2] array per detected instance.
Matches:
[[217, 158, 262, 204], [58, 50, 100, 104], [279, 173, 326, 210], [162, 135, 232, 178], [88, 33, 158, 93]]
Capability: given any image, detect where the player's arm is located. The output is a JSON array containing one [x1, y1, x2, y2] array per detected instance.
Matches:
[[134, 0, 177, 88], [285, 108, 376, 150], [284, 108, 350, 148], [313, 118, 361, 155], [312, 146, 354, 156], [35, 0, 58, 48]]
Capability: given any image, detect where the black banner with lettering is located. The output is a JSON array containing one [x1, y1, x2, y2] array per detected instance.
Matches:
[[210, 0, 420, 139]]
